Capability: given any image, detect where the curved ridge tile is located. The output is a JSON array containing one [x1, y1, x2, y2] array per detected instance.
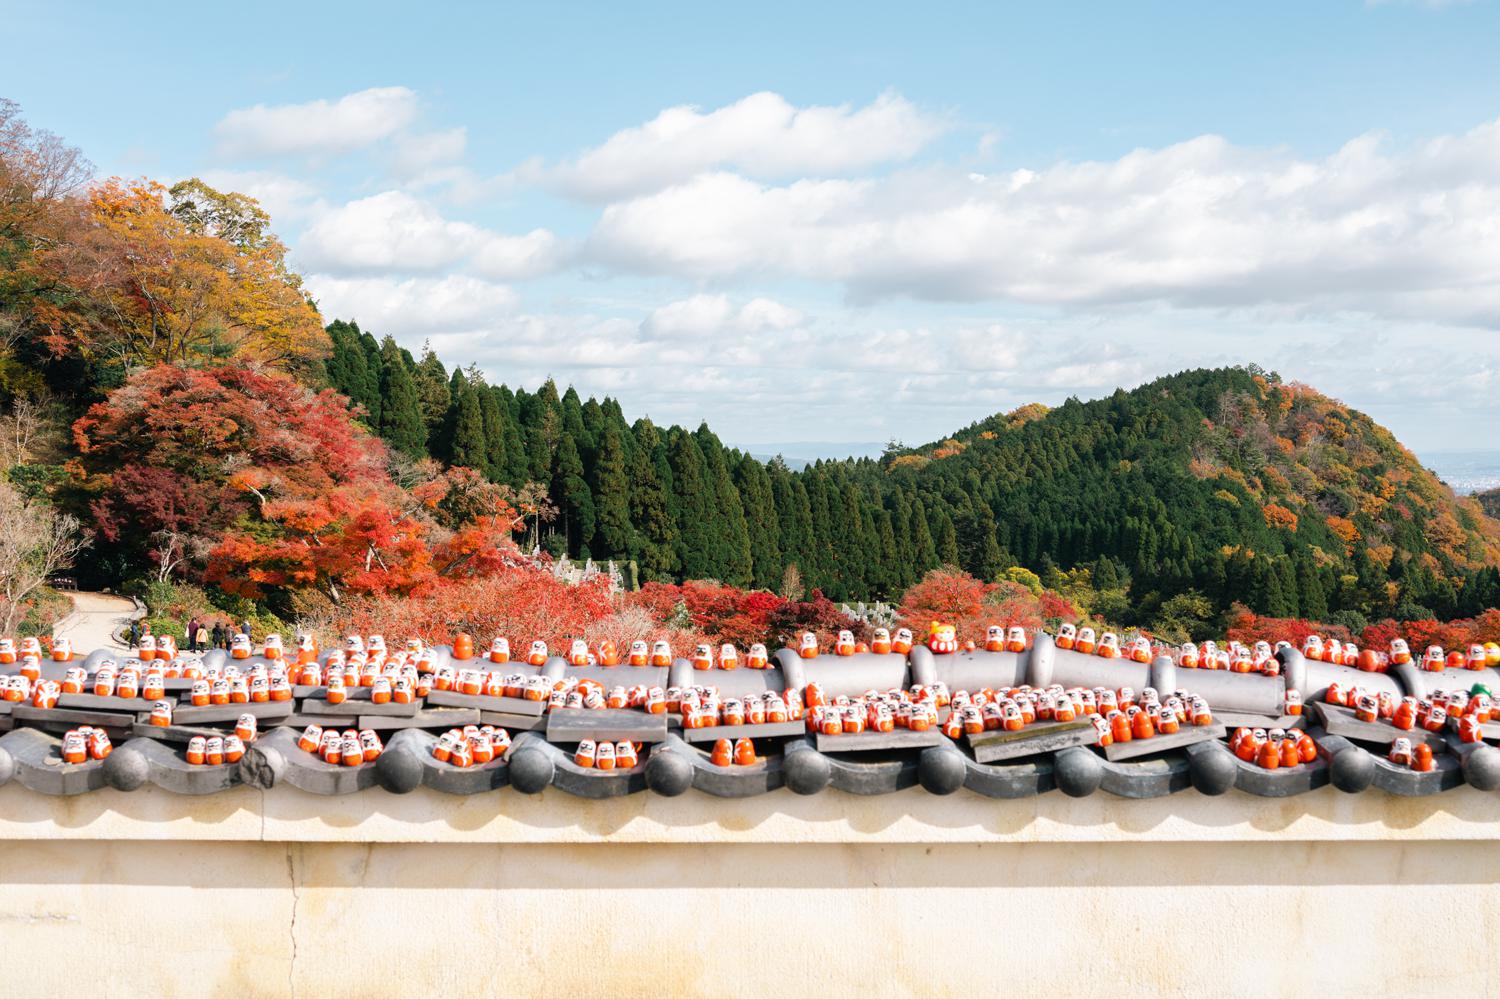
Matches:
[[1098, 753, 1192, 798], [0, 728, 107, 795], [782, 735, 917, 795], [129, 736, 241, 795], [249, 726, 380, 795], [513, 730, 647, 798], [656, 733, 785, 797], [388, 728, 510, 794]]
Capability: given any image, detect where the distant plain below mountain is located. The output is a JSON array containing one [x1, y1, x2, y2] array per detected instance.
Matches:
[[1422, 450, 1500, 497], [738, 441, 888, 470]]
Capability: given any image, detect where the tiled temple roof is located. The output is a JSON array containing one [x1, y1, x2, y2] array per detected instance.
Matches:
[[1, 637, 1495, 799]]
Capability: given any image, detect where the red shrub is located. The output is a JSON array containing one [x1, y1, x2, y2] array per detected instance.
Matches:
[[334, 565, 616, 648]]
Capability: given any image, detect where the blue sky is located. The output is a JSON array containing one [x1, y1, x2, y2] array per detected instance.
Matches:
[[6, 0, 1500, 454]]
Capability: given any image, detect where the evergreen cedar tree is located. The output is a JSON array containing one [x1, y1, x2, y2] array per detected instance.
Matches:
[[323, 338, 1500, 627]]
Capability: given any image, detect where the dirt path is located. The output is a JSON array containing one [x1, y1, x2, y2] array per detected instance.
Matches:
[[53, 591, 141, 653]]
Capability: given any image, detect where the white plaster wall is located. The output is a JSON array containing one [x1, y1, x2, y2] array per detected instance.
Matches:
[[0, 786, 1494, 997]]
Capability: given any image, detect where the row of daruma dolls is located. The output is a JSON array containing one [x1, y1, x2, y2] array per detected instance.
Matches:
[[0, 636, 86, 664], [294, 726, 385, 767], [1326, 681, 1494, 742], [1299, 635, 1500, 673]]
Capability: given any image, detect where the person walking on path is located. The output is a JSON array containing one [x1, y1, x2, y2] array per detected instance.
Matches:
[[212, 622, 225, 649], [127, 619, 140, 648], [186, 617, 200, 652], [195, 621, 209, 654], [239, 619, 253, 643]]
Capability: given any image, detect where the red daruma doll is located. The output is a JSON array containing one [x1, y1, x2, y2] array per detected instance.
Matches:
[[320, 730, 342, 765], [340, 732, 363, 767], [235, 713, 257, 743], [61, 729, 88, 764], [392, 675, 414, 705]]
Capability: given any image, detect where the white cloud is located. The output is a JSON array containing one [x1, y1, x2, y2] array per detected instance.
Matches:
[[470, 228, 565, 281], [306, 273, 519, 334], [529, 91, 948, 201], [736, 296, 805, 332], [585, 121, 1500, 326], [640, 294, 806, 339], [299, 191, 480, 272], [390, 126, 469, 182], [296, 191, 565, 279], [214, 86, 419, 158]]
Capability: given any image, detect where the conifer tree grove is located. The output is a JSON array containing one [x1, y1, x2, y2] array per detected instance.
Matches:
[[314, 322, 1500, 622], [377, 336, 427, 457]]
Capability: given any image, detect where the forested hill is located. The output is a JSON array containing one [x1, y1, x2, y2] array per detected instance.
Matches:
[[325, 328, 1500, 628]]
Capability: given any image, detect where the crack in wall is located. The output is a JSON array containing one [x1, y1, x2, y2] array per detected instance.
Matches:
[[285, 841, 300, 999]]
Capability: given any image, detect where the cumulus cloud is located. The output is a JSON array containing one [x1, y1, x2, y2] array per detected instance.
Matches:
[[229, 90, 1500, 448], [526, 91, 948, 201], [390, 126, 469, 182], [214, 86, 420, 158], [299, 191, 478, 272], [305, 273, 520, 335], [586, 121, 1500, 325], [470, 228, 565, 281], [296, 190, 565, 278], [640, 294, 805, 339]]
